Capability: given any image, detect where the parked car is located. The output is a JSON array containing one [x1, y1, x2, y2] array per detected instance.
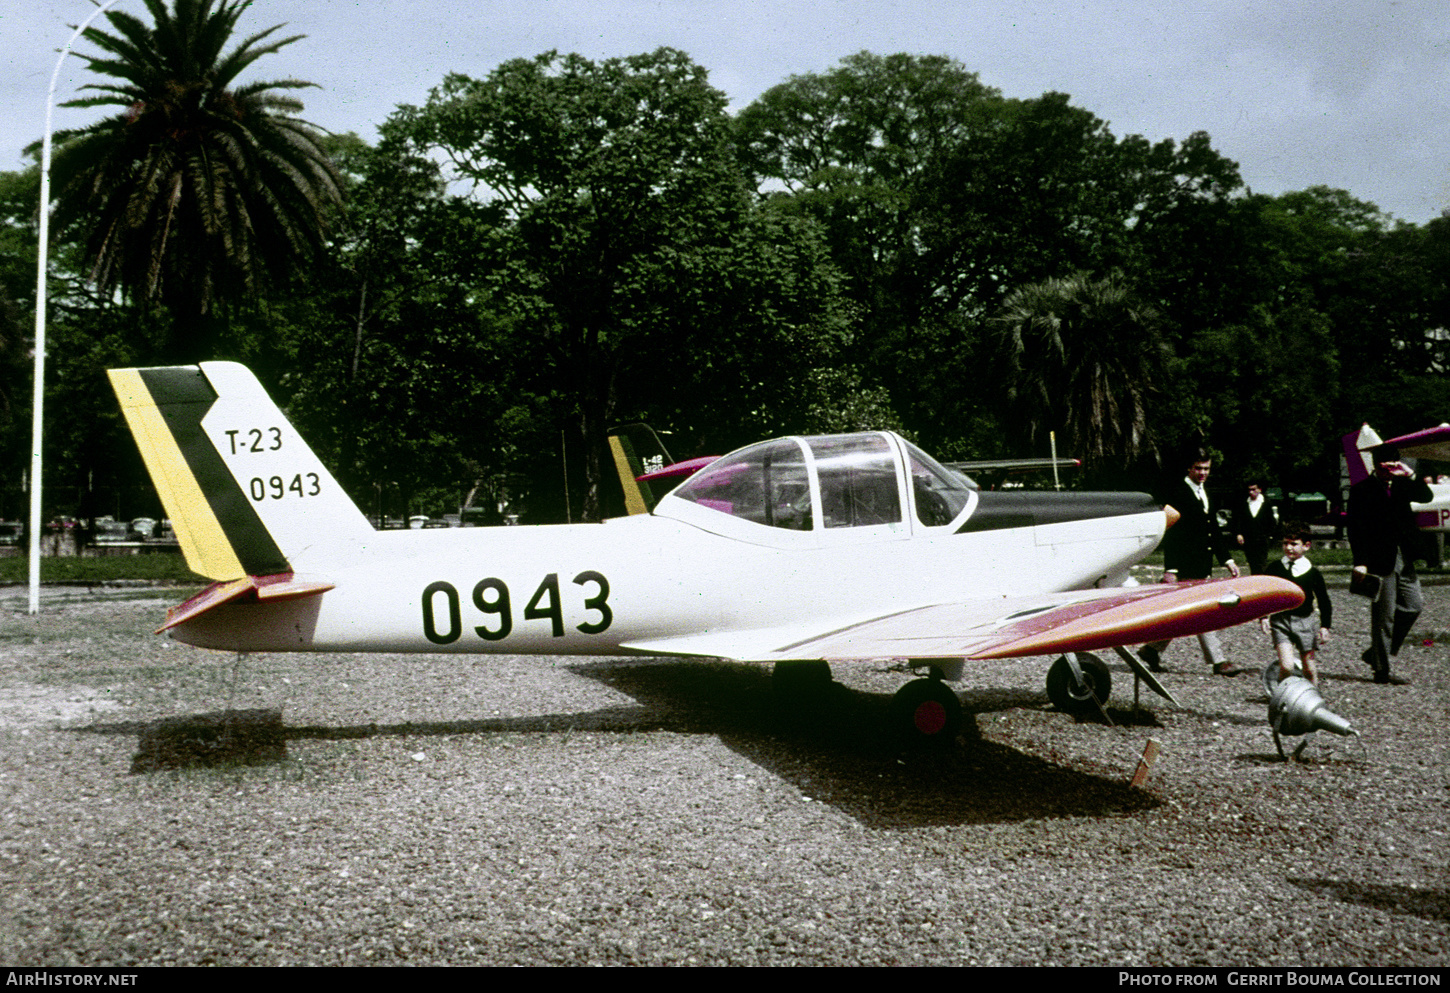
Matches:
[[129, 517, 158, 540], [0, 521, 23, 546], [92, 520, 130, 544]]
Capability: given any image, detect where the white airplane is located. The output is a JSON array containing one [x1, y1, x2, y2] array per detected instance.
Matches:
[[109, 362, 1303, 743]]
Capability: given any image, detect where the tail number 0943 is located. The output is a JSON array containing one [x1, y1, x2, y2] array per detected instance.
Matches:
[[249, 473, 321, 501], [422, 572, 612, 645]]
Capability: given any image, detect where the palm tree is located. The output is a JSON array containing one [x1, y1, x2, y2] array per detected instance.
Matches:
[[991, 272, 1169, 468], [41, 0, 341, 357]]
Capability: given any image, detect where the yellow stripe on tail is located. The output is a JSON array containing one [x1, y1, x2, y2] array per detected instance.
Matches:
[[109, 368, 246, 581]]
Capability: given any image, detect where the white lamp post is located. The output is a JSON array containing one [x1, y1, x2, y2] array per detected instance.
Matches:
[[29, 0, 127, 614]]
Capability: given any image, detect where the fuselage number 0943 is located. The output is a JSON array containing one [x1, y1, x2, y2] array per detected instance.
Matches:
[[422, 572, 612, 645]]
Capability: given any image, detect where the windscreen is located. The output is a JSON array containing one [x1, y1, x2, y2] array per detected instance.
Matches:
[[670, 439, 812, 530], [905, 441, 973, 526]]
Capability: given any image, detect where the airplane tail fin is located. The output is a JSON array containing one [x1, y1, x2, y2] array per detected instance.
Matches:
[[108, 362, 373, 581], [1342, 423, 1382, 486], [607, 422, 676, 515]]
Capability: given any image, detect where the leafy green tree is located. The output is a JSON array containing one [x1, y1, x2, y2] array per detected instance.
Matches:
[[0, 170, 38, 420], [253, 131, 525, 521], [735, 56, 1247, 461], [735, 53, 1000, 345], [931, 107, 1243, 317], [736, 51, 998, 186], [0, 168, 42, 520], [920, 94, 1132, 307], [1177, 302, 1338, 491], [39, 0, 341, 360], [386, 48, 850, 520], [0, 282, 27, 519], [1138, 187, 1449, 495], [990, 273, 1170, 471], [794, 367, 908, 436], [42, 311, 154, 531], [1223, 189, 1450, 445]]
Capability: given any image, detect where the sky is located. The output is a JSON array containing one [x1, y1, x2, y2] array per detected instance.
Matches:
[[1, 0, 1447, 224]]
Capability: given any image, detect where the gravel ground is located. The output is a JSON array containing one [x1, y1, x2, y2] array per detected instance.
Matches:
[[0, 577, 1447, 967]]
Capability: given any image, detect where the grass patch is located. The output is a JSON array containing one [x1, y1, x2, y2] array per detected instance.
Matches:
[[1293, 547, 1352, 567], [0, 552, 203, 585]]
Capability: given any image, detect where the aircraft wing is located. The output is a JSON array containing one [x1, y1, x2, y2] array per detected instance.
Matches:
[[943, 457, 1080, 490], [622, 575, 1302, 663], [944, 457, 1081, 473]]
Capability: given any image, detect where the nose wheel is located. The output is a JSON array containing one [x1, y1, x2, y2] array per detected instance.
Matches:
[[1046, 652, 1112, 716], [891, 676, 963, 745]]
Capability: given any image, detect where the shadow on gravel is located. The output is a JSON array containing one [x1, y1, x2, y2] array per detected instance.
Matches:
[[75, 658, 1163, 825], [77, 702, 698, 772], [956, 685, 1166, 729], [569, 659, 1162, 828], [1288, 878, 1450, 923], [126, 708, 288, 772]]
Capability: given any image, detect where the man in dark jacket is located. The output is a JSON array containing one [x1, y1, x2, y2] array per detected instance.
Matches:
[[1231, 479, 1277, 574], [1139, 448, 1243, 676], [1348, 449, 1433, 684]]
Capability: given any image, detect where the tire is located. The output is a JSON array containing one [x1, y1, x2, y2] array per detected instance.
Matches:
[[1046, 653, 1111, 715], [891, 677, 963, 745], [772, 659, 833, 706]]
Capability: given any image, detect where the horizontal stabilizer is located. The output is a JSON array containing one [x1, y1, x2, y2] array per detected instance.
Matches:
[[639, 456, 718, 485], [1379, 422, 1450, 463], [159, 574, 334, 634]]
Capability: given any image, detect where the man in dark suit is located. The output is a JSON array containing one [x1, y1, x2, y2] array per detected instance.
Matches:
[[1348, 449, 1433, 685], [1231, 479, 1277, 574], [1139, 448, 1243, 676]]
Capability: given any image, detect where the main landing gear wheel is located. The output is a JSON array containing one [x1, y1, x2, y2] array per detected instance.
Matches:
[[772, 659, 833, 707], [1046, 653, 1111, 716], [891, 677, 962, 745]]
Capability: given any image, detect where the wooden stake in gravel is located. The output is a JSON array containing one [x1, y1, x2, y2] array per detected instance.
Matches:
[[1130, 737, 1162, 788]]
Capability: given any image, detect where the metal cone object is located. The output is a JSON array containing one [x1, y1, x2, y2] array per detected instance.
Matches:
[[1268, 676, 1356, 737]]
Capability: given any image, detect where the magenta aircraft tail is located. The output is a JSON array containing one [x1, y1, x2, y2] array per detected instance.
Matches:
[[1341, 423, 1383, 486]]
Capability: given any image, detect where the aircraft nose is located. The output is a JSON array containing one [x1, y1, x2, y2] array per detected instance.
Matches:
[[1164, 504, 1182, 529]]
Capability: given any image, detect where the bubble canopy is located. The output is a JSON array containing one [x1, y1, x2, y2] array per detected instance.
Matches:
[[661, 432, 972, 533]]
